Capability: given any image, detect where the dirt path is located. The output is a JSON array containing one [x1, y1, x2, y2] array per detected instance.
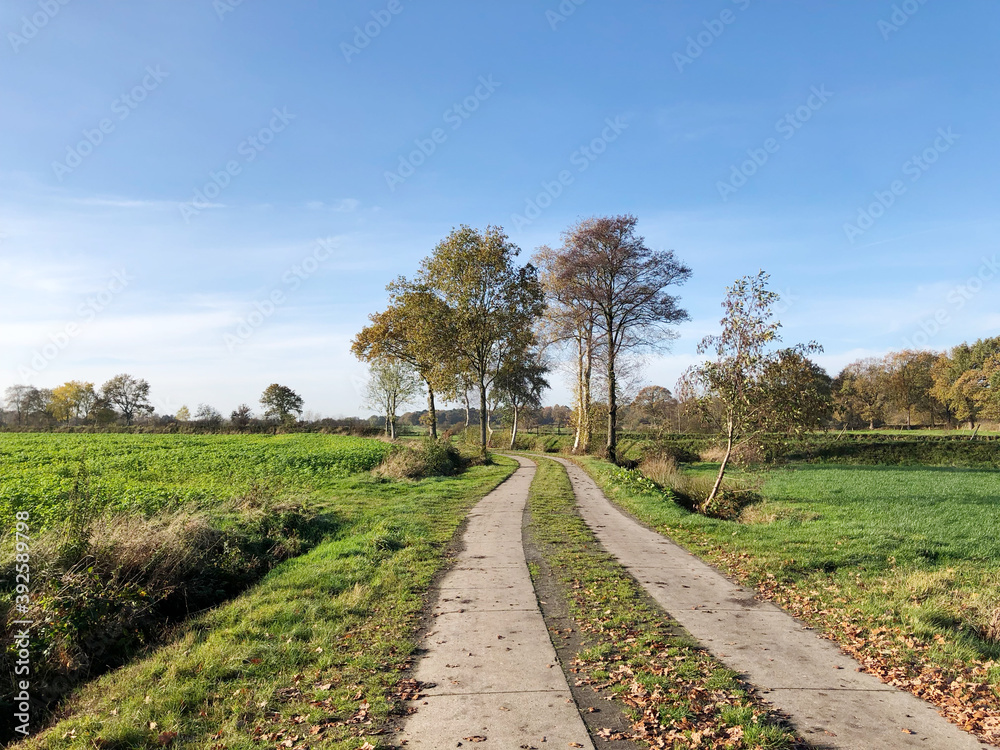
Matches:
[[395, 456, 595, 750], [549, 456, 984, 750]]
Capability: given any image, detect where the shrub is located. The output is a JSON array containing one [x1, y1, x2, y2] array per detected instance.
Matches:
[[0, 491, 331, 729], [373, 440, 465, 480]]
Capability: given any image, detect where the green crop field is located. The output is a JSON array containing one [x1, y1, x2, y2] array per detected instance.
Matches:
[[0, 433, 392, 532]]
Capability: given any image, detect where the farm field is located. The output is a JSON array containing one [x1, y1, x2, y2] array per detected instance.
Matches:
[[580, 457, 1000, 742], [0, 433, 392, 531], [1, 434, 516, 747]]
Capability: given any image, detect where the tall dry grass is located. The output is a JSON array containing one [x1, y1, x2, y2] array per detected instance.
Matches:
[[638, 453, 762, 520], [0, 486, 324, 723]]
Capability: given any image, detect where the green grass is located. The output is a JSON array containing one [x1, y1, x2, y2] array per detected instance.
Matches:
[[12, 456, 516, 750], [576, 456, 1000, 741], [0, 433, 393, 531], [525, 457, 799, 749]]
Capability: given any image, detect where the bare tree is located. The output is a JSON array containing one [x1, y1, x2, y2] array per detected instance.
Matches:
[[4, 385, 34, 426], [364, 358, 422, 439], [492, 349, 549, 449], [230, 404, 253, 431], [534, 246, 599, 454], [552, 215, 691, 462], [101, 374, 153, 426]]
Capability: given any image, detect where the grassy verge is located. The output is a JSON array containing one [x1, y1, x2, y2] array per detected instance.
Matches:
[[12, 457, 516, 750], [576, 457, 1000, 746], [525, 456, 805, 749]]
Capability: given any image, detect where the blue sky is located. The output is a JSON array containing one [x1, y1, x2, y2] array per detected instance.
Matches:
[[2, 0, 999, 417]]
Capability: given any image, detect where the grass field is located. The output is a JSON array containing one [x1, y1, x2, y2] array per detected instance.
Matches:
[[12, 457, 515, 750], [0, 434, 516, 748], [580, 457, 1000, 743], [0, 434, 394, 532]]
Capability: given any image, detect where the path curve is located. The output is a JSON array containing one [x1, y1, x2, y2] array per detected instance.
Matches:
[[396, 456, 595, 750], [550, 456, 983, 750]]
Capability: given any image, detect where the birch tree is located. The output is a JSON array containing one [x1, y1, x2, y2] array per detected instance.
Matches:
[[692, 271, 821, 505]]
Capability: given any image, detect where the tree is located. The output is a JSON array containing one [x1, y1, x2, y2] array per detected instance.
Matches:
[[352, 283, 455, 440], [885, 350, 937, 428], [691, 272, 821, 505], [230, 404, 253, 431], [833, 358, 891, 430], [553, 215, 691, 462], [967, 355, 1000, 421], [364, 358, 422, 439], [195, 404, 223, 430], [101, 374, 153, 426], [629, 385, 679, 436], [534, 244, 600, 454], [415, 225, 545, 453], [492, 349, 549, 449], [48, 381, 97, 423], [259, 384, 304, 425], [175, 405, 191, 422], [931, 338, 1000, 429], [761, 350, 832, 431], [5, 384, 35, 426]]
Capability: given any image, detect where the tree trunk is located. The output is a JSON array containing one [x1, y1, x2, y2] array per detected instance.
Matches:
[[509, 403, 519, 450], [463, 390, 471, 427], [478, 382, 488, 452], [582, 329, 592, 452], [572, 334, 585, 453], [605, 327, 617, 463], [706, 427, 734, 506], [427, 387, 437, 440]]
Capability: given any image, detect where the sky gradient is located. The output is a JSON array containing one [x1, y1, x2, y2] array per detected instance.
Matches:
[[2, 1, 998, 417]]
